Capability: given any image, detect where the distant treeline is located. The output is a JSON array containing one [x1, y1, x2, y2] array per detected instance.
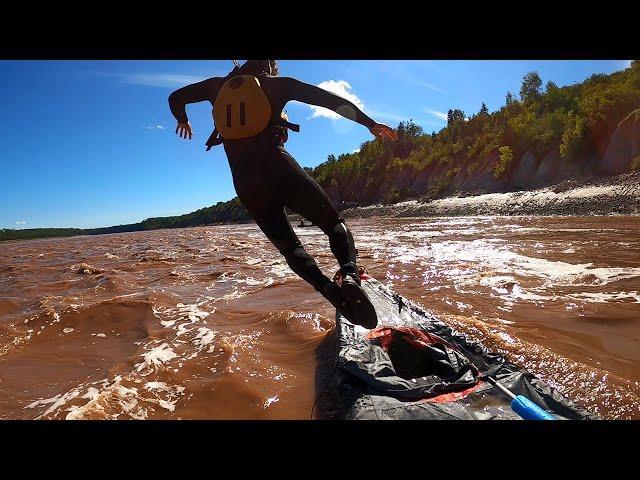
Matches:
[[1, 198, 251, 242], [0, 228, 85, 242]]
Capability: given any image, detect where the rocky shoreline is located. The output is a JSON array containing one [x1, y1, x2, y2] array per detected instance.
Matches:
[[339, 172, 640, 218]]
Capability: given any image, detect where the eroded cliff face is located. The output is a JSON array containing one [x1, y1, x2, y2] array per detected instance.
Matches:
[[601, 109, 640, 175], [330, 109, 640, 207]]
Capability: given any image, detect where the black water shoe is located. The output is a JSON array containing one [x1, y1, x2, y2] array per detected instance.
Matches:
[[340, 273, 378, 329]]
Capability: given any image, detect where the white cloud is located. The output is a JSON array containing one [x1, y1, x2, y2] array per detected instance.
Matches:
[[307, 80, 365, 120], [352, 148, 360, 153], [120, 73, 207, 88], [623, 60, 632, 69], [367, 109, 408, 123], [380, 63, 446, 94], [146, 124, 166, 131], [16, 220, 27, 225], [424, 108, 448, 121], [409, 79, 445, 94]]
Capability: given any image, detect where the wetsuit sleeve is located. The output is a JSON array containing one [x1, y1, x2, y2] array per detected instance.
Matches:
[[281, 77, 376, 129], [168, 77, 224, 124]]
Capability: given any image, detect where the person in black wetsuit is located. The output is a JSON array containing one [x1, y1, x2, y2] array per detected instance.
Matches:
[[168, 60, 397, 328]]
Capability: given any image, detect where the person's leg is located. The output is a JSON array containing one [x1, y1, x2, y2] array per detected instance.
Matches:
[[276, 147, 359, 279], [247, 201, 333, 293], [275, 147, 377, 328], [226, 147, 333, 292], [227, 145, 374, 327], [242, 201, 354, 317]]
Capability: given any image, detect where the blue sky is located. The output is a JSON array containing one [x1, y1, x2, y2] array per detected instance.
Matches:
[[0, 60, 631, 229]]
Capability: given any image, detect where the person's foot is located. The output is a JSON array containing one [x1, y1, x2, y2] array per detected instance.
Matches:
[[323, 282, 345, 309], [323, 281, 376, 329], [340, 273, 378, 329], [322, 282, 353, 320]]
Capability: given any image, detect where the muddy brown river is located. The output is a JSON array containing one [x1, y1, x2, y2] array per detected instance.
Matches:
[[1, 216, 639, 419]]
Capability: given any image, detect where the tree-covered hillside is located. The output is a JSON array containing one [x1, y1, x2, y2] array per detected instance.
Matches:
[[309, 62, 640, 204]]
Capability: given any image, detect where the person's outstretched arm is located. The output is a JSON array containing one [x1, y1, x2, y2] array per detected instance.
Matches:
[[281, 77, 398, 141], [168, 77, 224, 140]]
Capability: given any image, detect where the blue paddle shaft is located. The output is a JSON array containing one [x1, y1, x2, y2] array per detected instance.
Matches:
[[511, 395, 555, 420]]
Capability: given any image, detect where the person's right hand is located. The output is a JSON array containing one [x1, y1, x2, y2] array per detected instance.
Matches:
[[370, 123, 398, 141], [176, 122, 193, 140]]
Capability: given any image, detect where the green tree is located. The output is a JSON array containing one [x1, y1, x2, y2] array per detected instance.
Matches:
[[447, 109, 465, 124], [520, 71, 543, 103], [494, 146, 514, 178], [559, 114, 586, 160], [505, 91, 515, 106], [479, 102, 489, 114]]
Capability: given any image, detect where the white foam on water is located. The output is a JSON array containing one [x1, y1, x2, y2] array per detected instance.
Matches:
[[144, 381, 169, 391], [141, 382, 186, 412], [62, 327, 74, 334], [508, 289, 552, 303], [66, 381, 145, 420], [267, 262, 294, 278], [215, 271, 240, 283], [136, 343, 178, 372], [60, 371, 188, 419], [516, 227, 617, 234], [217, 288, 247, 301], [194, 327, 216, 347], [176, 302, 211, 322], [288, 311, 324, 331], [496, 331, 518, 345], [395, 229, 445, 240], [354, 231, 408, 249], [479, 275, 519, 295], [175, 323, 193, 337], [82, 387, 101, 401], [235, 277, 270, 286], [442, 227, 482, 236], [395, 240, 640, 287], [263, 395, 279, 409], [26, 389, 81, 418]]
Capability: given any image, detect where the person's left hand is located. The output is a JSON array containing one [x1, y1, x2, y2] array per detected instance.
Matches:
[[370, 123, 398, 141]]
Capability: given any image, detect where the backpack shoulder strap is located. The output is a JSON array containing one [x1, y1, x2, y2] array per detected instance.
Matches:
[[284, 120, 300, 132], [205, 127, 224, 151]]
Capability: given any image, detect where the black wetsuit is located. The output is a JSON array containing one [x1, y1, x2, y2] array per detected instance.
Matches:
[[168, 75, 376, 296]]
